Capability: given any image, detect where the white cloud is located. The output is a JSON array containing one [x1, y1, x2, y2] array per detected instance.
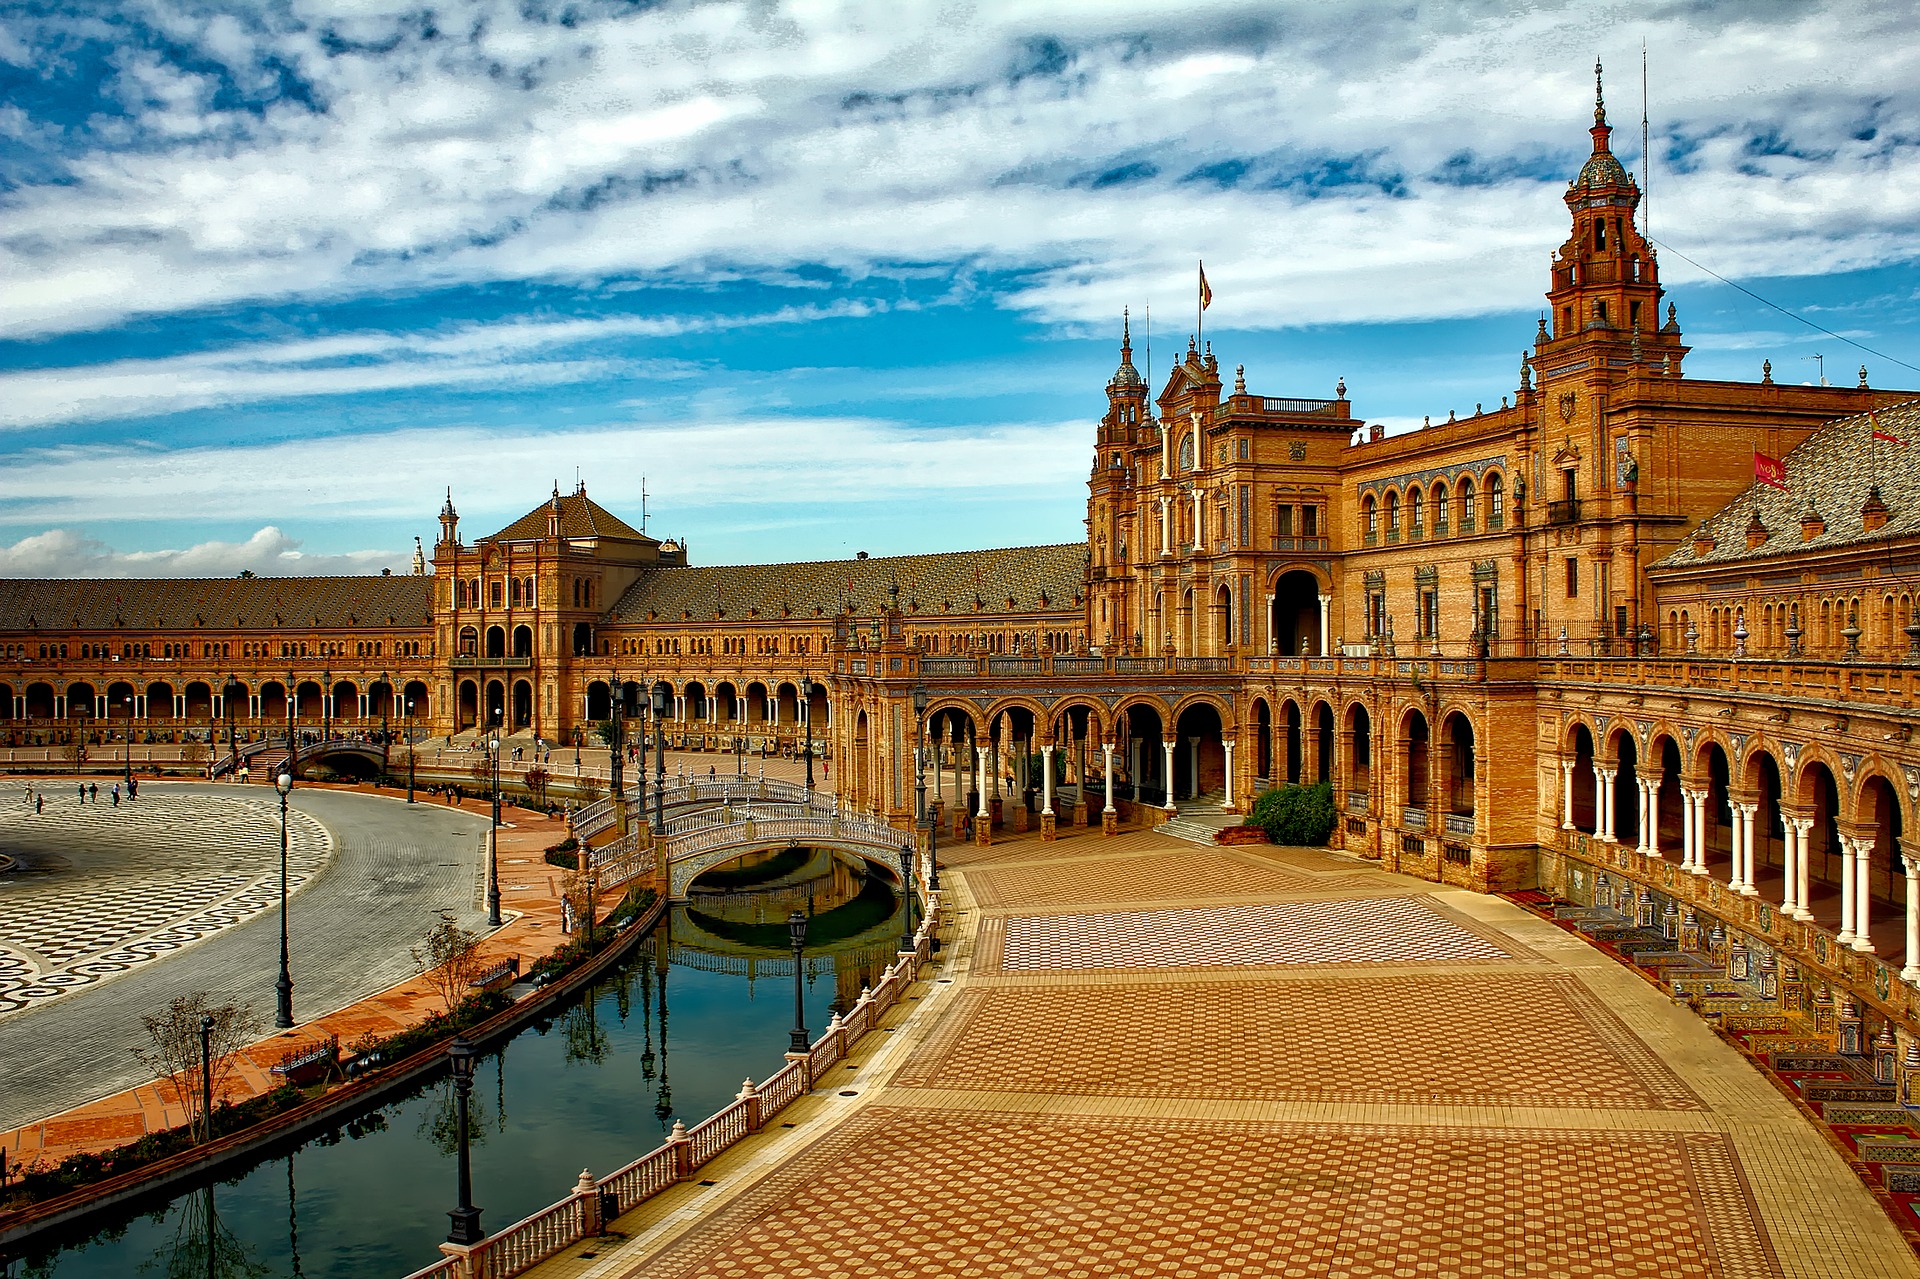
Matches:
[[0, 301, 883, 428], [1, 1, 1917, 338], [0, 526, 402, 578], [0, 413, 1091, 532]]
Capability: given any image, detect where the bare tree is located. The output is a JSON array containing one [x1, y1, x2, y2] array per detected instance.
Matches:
[[524, 766, 550, 807], [134, 994, 260, 1141], [181, 737, 209, 770], [412, 910, 484, 1016], [61, 731, 88, 774], [576, 773, 605, 805]]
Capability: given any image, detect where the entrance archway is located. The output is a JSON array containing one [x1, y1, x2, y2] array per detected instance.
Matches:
[[1270, 570, 1323, 655]]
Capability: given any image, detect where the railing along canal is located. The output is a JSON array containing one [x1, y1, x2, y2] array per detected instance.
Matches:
[[402, 881, 943, 1279]]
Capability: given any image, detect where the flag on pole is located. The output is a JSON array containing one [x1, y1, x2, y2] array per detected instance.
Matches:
[[1199, 262, 1213, 311], [1870, 413, 1907, 446], [1753, 450, 1788, 490]]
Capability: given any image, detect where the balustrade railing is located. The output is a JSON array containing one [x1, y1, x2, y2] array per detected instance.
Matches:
[[572, 794, 617, 839], [1402, 806, 1428, 830], [1444, 812, 1475, 837], [1174, 657, 1231, 673], [687, 1101, 750, 1167]]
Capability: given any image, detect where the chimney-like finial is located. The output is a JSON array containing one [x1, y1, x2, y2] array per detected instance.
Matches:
[[1594, 59, 1606, 125]]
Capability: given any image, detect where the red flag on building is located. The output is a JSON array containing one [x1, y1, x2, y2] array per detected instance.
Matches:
[[1753, 450, 1788, 490], [1871, 413, 1907, 446], [1199, 262, 1213, 311]]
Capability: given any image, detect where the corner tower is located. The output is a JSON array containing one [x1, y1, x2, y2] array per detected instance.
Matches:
[[1088, 313, 1148, 649], [1535, 62, 1688, 379]]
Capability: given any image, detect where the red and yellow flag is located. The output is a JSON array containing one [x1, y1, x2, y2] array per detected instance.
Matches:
[[1199, 262, 1212, 311], [1754, 450, 1788, 490], [1870, 412, 1907, 446]]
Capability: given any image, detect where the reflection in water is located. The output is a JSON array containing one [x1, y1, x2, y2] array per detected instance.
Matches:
[[139, 1185, 266, 1279], [14, 844, 905, 1279]]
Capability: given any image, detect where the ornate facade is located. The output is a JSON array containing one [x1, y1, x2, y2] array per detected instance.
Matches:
[[4, 76, 1920, 1040]]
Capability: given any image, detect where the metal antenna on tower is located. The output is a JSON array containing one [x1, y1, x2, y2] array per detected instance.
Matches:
[[641, 475, 649, 533], [1641, 42, 1651, 239]]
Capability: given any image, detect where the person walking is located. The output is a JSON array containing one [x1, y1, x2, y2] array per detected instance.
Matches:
[[111, 783, 120, 807], [88, 782, 97, 803], [35, 794, 44, 814], [77, 782, 86, 804], [127, 776, 138, 800]]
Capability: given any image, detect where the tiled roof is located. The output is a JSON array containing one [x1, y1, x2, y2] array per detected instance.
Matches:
[[483, 488, 652, 544], [1654, 398, 1920, 569], [605, 545, 1088, 622], [0, 576, 434, 632]]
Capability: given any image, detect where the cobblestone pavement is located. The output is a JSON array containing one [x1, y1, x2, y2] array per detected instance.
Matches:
[[0, 781, 491, 1131], [0, 785, 331, 1013], [524, 825, 1920, 1279]]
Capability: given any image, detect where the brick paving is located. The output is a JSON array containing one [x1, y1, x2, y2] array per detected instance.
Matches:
[[503, 822, 1920, 1279]]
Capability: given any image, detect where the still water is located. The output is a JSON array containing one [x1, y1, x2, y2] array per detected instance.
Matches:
[[7, 855, 908, 1279]]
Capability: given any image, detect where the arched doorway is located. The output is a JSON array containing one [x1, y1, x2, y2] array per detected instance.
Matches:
[[1443, 712, 1474, 818], [1283, 701, 1302, 784], [1314, 703, 1334, 785], [457, 680, 479, 731], [485, 680, 506, 729], [1270, 570, 1324, 655], [513, 625, 533, 658], [1173, 703, 1225, 803], [1799, 762, 1843, 933], [1569, 725, 1596, 832], [512, 680, 533, 730], [1253, 699, 1272, 782], [1404, 710, 1430, 811]]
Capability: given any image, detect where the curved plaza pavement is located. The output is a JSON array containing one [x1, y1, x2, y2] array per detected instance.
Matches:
[[521, 821, 1920, 1279], [0, 781, 492, 1133]]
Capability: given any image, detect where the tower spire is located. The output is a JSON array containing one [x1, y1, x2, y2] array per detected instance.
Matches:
[[1595, 58, 1606, 125]]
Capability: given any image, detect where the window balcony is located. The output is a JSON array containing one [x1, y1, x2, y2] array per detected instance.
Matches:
[[1546, 499, 1581, 526]]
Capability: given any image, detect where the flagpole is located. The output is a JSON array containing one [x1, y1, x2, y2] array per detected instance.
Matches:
[[1196, 259, 1204, 357]]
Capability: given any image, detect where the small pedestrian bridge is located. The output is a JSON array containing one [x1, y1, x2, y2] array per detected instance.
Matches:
[[586, 783, 912, 901]]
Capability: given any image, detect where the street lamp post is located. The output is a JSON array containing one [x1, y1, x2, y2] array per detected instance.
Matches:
[[123, 695, 134, 786], [285, 673, 297, 779], [911, 685, 938, 891], [198, 1014, 215, 1143], [787, 910, 810, 1053], [651, 684, 668, 834], [405, 699, 417, 803], [224, 676, 240, 779], [320, 669, 331, 744], [609, 673, 625, 801], [377, 671, 390, 780], [444, 1036, 484, 1245], [799, 676, 814, 792], [274, 771, 295, 1028], [898, 844, 916, 952], [486, 730, 502, 928]]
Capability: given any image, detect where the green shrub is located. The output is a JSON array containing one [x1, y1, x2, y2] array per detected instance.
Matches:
[[1244, 782, 1337, 847], [544, 848, 579, 870]]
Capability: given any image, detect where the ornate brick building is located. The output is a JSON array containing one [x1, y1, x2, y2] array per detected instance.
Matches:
[[4, 76, 1919, 1043]]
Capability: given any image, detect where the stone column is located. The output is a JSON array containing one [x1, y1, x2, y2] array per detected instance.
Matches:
[[1318, 594, 1332, 656], [1187, 736, 1202, 801], [975, 748, 990, 819], [1838, 837, 1859, 946], [1726, 803, 1747, 891], [1221, 738, 1236, 812], [1737, 803, 1760, 896], [1792, 818, 1815, 920], [1680, 790, 1698, 872], [1596, 767, 1616, 842], [1191, 489, 1206, 552], [1161, 738, 1177, 815], [1040, 745, 1055, 816], [1692, 790, 1709, 875], [1853, 836, 1875, 953], [1102, 743, 1117, 814], [1159, 497, 1172, 558], [1902, 850, 1920, 984], [1560, 760, 1575, 830], [1780, 818, 1800, 917], [1264, 594, 1276, 653]]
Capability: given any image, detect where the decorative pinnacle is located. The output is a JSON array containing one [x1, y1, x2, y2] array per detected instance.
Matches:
[[1594, 58, 1606, 125]]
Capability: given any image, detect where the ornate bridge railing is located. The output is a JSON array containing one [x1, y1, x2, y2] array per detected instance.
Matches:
[[401, 890, 942, 1279], [572, 794, 617, 840]]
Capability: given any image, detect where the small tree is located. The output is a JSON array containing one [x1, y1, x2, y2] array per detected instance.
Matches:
[[181, 737, 209, 770], [134, 994, 260, 1141], [412, 910, 484, 1015], [62, 731, 88, 774], [524, 766, 550, 807], [577, 773, 605, 804], [592, 718, 618, 748], [469, 753, 494, 797]]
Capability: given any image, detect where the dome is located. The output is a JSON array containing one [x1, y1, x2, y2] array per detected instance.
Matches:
[[1574, 150, 1633, 190], [1108, 360, 1144, 392]]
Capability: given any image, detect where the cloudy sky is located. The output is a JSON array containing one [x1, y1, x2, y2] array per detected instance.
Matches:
[[3, 0, 1918, 578]]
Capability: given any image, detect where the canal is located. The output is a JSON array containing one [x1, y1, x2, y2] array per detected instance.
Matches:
[[4, 848, 909, 1279]]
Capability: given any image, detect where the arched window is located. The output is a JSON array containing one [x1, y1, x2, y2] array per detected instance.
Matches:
[[1363, 496, 1378, 541], [1385, 491, 1401, 538], [1486, 473, 1505, 527], [1409, 486, 1424, 534], [1460, 478, 1477, 529], [1432, 482, 1449, 533]]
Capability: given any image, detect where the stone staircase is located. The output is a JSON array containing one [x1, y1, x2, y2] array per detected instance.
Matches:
[[1158, 794, 1238, 845]]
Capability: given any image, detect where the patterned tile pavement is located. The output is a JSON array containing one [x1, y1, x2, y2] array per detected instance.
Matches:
[[0, 789, 332, 1014], [990, 896, 1516, 974], [638, 1108, 1779, 1279], [962, 846, 1369, 910], [891, 972, 1704, 1109]]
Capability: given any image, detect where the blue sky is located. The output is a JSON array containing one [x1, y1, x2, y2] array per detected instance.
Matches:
[[3, 0, 1918, 577]]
